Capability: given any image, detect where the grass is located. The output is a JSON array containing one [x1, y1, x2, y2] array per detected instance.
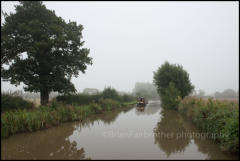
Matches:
[[178, 96, 239, 153], [1, 99, 136, 139]]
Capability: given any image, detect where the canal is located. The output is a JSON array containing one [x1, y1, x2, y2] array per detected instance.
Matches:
[[1, 100, 238, 159]]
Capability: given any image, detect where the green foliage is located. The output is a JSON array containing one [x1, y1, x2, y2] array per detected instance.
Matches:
[[89, 103, 102, 114], [178, 97, 239, 153], [121, 94, 136, 102], [99, 98, 121, 111], [153, 61, 194, 98], [1, 99, 135, 139], [153, 61, 194, 109], [161, 82, 181, 110], [1, 93, 34, 113], [1, 1, 92, 105], [56, 93, 102, 105], [102, 87, 120, 101], [56, 89, 136, 105]]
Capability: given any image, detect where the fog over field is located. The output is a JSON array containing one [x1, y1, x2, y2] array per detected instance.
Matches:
[[1, 1, 239, 95]]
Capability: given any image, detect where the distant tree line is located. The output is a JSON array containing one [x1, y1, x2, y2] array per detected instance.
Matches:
[[190, 89, 239, 99], [214, 89, 239, 99], [190, 89, 207, 98], [132, 82, 159, 100], [57, 86, 136, 105]]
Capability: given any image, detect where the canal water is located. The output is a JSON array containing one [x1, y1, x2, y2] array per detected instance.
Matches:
[[1, 101, 238, 159]]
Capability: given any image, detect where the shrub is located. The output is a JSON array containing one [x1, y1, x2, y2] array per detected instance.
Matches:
[[153, 61, 194, 110], [161, 82, 181, 110], [1, 93, 34, 113], [99, 98, 121, 111], [56, 93, 102, 105], [56, 90, 136, 106], [153, 61, 194, 99], [178, 96, 239, 153], [89, 103, 102, 114], [121, 94, 136, 102], [102, 87, 120, 101]]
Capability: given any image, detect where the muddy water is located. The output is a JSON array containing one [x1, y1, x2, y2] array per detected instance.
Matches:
[[1, 101, 238, 160]]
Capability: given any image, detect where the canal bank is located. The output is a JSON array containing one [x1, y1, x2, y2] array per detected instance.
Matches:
[[1, 99, 136, 139], [1, 100, 238, 159]]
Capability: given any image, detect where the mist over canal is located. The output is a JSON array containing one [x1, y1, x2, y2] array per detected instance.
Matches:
[[1, 101, 238, 160]]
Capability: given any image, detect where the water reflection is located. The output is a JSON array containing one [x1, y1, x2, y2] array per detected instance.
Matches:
[[154, 110, 191, 157], [1, 123, 89, 160], [74, 107, 132, 133], [136, 106, 145, 112], [135, 100, 161, 116], [180, 116, 238, 160], [154, 110, 239, 160], [1, 106, 135, 160], [1, 103, 238, 160]]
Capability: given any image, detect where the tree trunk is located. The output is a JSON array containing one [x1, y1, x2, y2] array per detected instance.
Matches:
[[40, 89, 49, 105]]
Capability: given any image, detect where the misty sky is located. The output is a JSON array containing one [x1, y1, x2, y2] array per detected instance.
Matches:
[[1, 1, 239, 94]]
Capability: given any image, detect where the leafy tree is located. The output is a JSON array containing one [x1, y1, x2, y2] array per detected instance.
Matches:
[[102, 87, 120, 101], [1, 1, 92, 105], [153, 61, 194, 109], [161, 82, 181, 110]]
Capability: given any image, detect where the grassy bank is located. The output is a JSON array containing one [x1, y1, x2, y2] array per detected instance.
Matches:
[[1, 99, 136, 139], [178, 96, 239, 153]]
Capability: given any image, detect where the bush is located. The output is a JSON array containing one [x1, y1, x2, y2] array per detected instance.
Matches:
[[89, 103, 102, 114], [99, 98, 121, 111], [153, 61, 194, 110], [178, 97, 239, 153], [56, 93, 102, 105], [102, 87, 120, 101], [161, 82, 181, 110], [56, 89, 136, 106], [1, 93, 34, 113], [121, 94, 136, 102]]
